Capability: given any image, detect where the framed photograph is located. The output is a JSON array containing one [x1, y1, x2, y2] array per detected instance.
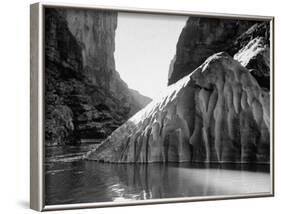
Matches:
[[30, 2, 274, 211]]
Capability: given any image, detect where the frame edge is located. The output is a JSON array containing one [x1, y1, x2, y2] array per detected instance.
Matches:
[[39, 1, 273, 20], [30, 2, 44, 212], [32, 2, 275, 211]]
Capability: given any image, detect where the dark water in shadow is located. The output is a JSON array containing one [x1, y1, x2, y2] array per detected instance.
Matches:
[[45, 159, 271, 205]]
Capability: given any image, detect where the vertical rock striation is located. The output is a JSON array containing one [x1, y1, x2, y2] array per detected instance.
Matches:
[[87, 52, 270, 163], [45, 8, 151, 145]]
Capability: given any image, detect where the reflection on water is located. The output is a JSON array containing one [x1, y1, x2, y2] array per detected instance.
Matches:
[[45, 160, 271, 205], [45, 144, 99, 163]]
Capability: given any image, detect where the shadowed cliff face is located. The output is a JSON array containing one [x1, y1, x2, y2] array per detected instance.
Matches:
[[168, 17, 267, 86], [87, 53, 270, 163], [233, 22, 270, 90], [45, 8, 151, 145]]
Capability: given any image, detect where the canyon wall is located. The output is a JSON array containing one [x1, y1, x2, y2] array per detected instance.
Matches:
[[45, 8, 151, 145], [87, 52, 270, 163], [168, 17, 270, 90]]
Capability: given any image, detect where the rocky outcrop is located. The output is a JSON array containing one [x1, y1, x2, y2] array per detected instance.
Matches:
[[45, 8, 151, 145], [167, 17, 267, 86], [233, 23, 270, 90], [234, 37, 270, 90], [231, 22, 270, 55], [87, 52, 270, 163]]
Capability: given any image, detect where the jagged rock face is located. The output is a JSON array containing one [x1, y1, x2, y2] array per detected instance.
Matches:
[[231, 22, 270, 55], [233, 23, 270, 90], [45, 9, 83, 145], [45, 8, 151, 145], [59, 9, 117, 89], [168, 17, 261, 85], [234, 37, 270, 90], [87, 53, 270, 163]]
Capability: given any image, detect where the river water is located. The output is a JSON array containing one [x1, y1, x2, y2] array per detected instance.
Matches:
[[45, 145, 271, 205]]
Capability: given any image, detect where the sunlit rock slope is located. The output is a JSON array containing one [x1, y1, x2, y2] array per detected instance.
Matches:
[[87, 52, 270, 163], [233, 22, 270, 90]]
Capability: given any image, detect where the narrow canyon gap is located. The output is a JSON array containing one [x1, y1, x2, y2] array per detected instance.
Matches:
[[115, 12, 187, 99]]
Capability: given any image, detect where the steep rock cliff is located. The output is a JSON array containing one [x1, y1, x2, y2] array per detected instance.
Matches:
[[167, 17, 264, 85], [233, 22, 270, 90], [87, 52, 270, 163], [45, 8, 151, 145]]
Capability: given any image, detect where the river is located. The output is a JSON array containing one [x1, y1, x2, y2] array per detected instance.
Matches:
[[45, 145, 271, 205]]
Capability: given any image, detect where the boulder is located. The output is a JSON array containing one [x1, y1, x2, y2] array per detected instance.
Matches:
[[87, 53, 270, 163]]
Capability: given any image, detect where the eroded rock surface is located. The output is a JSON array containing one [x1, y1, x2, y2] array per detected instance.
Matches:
[[45, 8, 151, 145], [87, 53, 270, 163]]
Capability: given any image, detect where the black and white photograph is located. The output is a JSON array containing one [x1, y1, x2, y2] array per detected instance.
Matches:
[[42, 5, 273, 208]]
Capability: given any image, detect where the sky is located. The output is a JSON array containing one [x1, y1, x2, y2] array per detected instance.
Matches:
[[115, 12, 188, 99]]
